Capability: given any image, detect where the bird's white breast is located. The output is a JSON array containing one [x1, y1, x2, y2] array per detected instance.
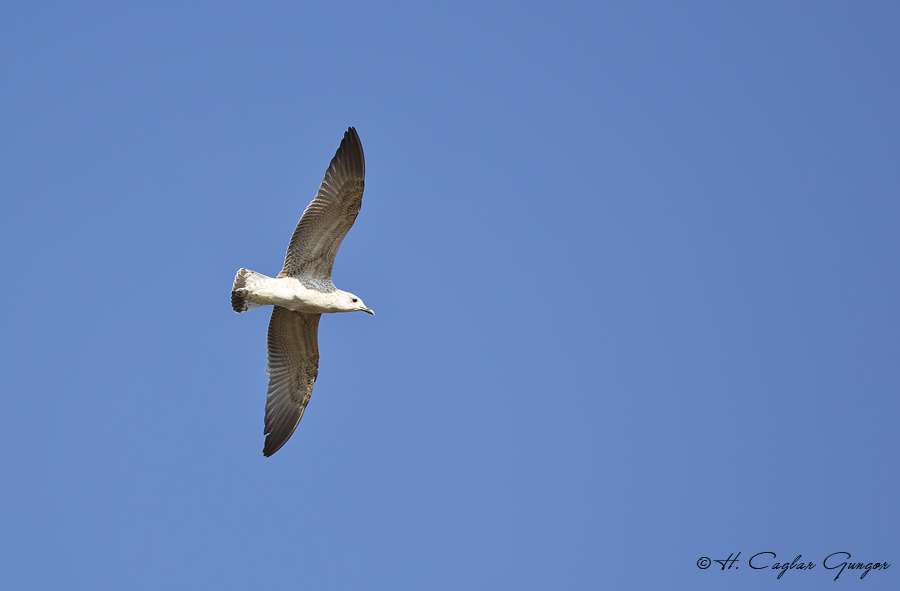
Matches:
[[245, 277, 336, 313]]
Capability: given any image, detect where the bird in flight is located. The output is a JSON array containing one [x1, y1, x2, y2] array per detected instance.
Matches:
[[231, 127, 373, 456]]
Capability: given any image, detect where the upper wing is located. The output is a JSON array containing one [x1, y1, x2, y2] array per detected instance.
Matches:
[[279, 127, 365, 291], [262, 306, 321, 457]]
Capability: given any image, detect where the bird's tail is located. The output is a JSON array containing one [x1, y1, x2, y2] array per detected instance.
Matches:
[[231, 268, 270, 313]]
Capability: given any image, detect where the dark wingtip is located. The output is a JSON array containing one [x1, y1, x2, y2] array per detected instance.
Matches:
[[262, 415, 304, 457], [337, 126, 365, 179], [262, 435, 282, 457], [262, 434, 290, 457]]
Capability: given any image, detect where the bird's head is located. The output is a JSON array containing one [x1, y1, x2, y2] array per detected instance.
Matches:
[[343, 291, 374, 315]]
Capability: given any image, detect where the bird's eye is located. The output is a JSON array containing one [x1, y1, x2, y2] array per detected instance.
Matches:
[[351, 297, 358, 303]]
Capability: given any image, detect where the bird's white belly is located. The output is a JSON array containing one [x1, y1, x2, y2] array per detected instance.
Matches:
[[246, 277, 333, 313]]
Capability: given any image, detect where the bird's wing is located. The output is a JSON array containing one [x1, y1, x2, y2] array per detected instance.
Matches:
[[279, 127, 365, 291], [262, 306, 321, 456]]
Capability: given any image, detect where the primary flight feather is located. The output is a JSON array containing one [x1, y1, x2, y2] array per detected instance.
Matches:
[[231, 127, 372, 457]]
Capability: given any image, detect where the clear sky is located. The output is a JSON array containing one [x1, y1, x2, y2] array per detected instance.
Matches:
[[2, 2, 898, 589]]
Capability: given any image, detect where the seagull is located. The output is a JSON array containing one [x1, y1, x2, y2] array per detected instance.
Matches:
[[231, 127, 373, 456]]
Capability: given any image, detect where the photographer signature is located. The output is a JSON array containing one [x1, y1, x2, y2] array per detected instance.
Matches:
[[697, 551, 891, 580]]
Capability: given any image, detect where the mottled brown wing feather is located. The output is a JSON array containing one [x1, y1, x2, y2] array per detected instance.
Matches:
[[279, 127, 365, 291], [263, 306, 321, 456]]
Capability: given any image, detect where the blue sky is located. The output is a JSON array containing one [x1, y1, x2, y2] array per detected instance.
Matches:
[[2, 2, 898, 589]]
